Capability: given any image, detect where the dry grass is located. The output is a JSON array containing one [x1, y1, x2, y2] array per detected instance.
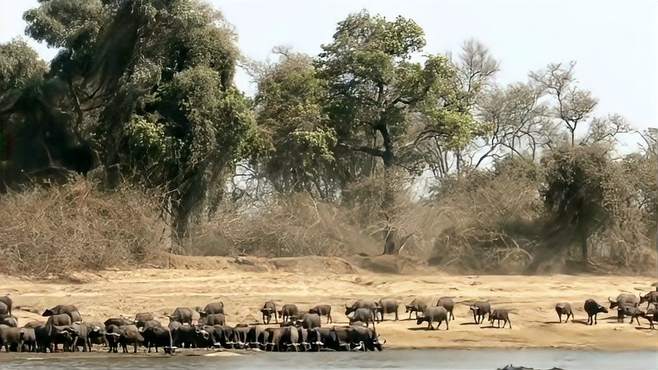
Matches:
[[0, 179, 168, 276], [183, 193, 380, 257], [1, 168, 653, 276]]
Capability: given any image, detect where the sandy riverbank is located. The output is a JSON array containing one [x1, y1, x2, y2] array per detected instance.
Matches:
[[1, 255, 656, 351]]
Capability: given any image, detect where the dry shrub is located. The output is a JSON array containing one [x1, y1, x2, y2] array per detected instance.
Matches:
[[426, 163, 542, 273], [0, 179, 167, 276], [184, 193, 380, 257]]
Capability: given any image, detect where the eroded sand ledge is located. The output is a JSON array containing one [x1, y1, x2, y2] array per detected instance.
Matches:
[[1, 256, 656, 351]]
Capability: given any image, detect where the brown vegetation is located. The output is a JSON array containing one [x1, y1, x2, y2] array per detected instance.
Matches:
[[0, 179, 167, 276]]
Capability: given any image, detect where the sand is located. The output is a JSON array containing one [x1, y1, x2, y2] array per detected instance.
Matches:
[[1, 255, 656, 351]]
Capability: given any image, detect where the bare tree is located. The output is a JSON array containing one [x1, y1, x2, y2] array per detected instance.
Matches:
[[471, 81, 547, 167], [457, 39, 500, 106], [530, 62, 598, 147], [581, 114, 630, 146]]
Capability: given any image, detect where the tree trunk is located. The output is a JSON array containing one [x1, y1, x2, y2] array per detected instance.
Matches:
[[577, 223, 589, 269]]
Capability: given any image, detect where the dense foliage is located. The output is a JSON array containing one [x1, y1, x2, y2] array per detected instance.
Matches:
[[0, 3, 654, 271]]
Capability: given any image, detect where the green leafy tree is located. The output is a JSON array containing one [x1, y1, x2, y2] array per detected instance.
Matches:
[[253, 51, 337, 198], [315, 11, 472, 193], [542, 144, 634, 267], [14, 0, 253, 236]]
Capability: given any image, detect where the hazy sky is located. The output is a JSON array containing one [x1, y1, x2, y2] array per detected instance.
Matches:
[[2, 0, 656, 144]]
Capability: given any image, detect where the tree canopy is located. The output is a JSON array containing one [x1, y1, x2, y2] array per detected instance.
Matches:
[[1, 0, 254, 236], [1, 4, 652, 264]]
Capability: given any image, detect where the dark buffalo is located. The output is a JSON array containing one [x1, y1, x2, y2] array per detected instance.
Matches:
[[119, 325, 143, 353], [139, 320, 162, 332], [69, 322, 91, 352], [169, 307, 196, 325], [261, 301, 278, 324], [345, 300, 378, 318], [142, 325, 173, 353], [640, 291, 658, 309], [46, 314, 72, 329], [619, 305, 645, 325], [469, 301, 491, 324], [34, 325, 51, 352], [278, 304, 299, 324], [349, 325, 383, 351], [405, 299, 427, 320], [104, 318, 134, 328], [608, 294, 639, 310], [0, 324, 21, 352], [201, 302, 224, 316], [555, 303, 574, 323], [51, 326, 77, 352], [210, 325, 236, 349], [489, 309, 512, 329], [201, 313, 225, 326], [349, 308, 376, 327], [173, 325, 209, 348], [86, 322, 107, 348], [436, 297, 455, 321], [19, 327, 36, 352], [309, 304, 333, 323], [0, 296, 12, 316], [640, 308, 657, 329], [104, 324, 121, 353], [246, 325, 269, 349], [134, 312, 154, 327], [42, 305, 81, 322], [377, 298, 399, 321], [300, 313, 321, 329], [417, 306, 448, 330], [584, 299, 608, 325]]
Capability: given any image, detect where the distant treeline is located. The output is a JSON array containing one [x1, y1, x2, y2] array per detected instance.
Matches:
[[0, 0, 655, 274]]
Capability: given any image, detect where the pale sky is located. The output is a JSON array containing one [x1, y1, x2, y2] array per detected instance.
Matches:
[[1, 0, 656, 146]]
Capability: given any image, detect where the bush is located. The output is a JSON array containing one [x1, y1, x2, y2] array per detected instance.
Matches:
[[183, 193, 380, 257], [0, 179, 167, 276], [427, 159, 542, 273]]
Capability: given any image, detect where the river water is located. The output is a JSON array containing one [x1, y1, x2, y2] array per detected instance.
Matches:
[[0, 349, 655, 370]]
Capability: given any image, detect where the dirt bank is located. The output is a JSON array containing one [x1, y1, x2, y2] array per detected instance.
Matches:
[[1, 256, 656, 351]]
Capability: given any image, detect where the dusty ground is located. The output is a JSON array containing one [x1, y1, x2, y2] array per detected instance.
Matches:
[[1, 255, 656, 351]]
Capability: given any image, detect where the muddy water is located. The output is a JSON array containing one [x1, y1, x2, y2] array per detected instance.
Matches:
[[0, 349, 655, 370]]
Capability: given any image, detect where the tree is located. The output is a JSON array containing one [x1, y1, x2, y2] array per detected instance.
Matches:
[[530, 62, 598, 147], [253, 50, 338, 198], [0, 39, 46, 94], [14, 0, 254, 236], [474, 81, 548, 165], [316, 11, 471, 187], [542, 144, 630, 267], [414, 39, 498, 178], [0, 39, 79, 187]]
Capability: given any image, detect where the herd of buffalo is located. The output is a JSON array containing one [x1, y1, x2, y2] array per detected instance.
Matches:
[[0, 288, 656, 354]]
